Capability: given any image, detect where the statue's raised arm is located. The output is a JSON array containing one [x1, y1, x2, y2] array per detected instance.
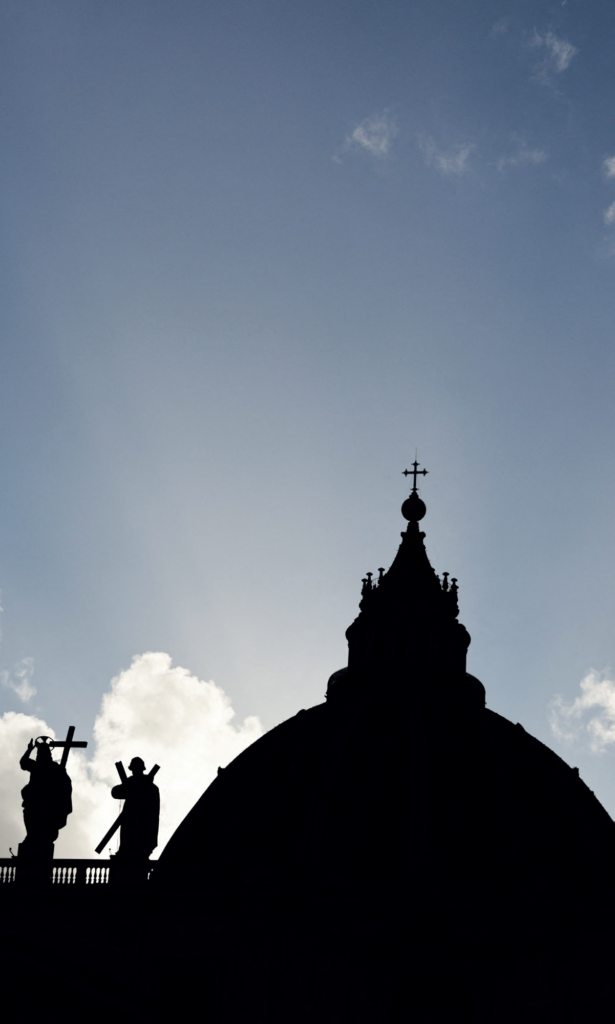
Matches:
[[19, 738, 36, 773]]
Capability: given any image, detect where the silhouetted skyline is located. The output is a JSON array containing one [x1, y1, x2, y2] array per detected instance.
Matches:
[[1, 1, 615, 851]]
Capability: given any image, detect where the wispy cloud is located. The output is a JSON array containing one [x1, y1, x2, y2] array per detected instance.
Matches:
[[602, 158, 615, 229], [551, 669, 615, 753], [496, 140, 547, 172], [530, 30, 578, 83], [418, 136, 475, 177], [0, 657, 35, 703], [491, 17, 511, 39], [340, 112, 397, 160]]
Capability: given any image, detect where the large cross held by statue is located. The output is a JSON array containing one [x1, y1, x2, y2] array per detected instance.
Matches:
[[51, 725, 87, 768], [403, 460, 428, 492]]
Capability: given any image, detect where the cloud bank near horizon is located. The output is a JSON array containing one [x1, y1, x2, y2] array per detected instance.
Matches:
[[0, 652, 264, 858], [551, 670, 615, 753]]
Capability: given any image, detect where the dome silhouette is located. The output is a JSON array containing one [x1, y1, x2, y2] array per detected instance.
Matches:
[[155, 479, 615, 907]]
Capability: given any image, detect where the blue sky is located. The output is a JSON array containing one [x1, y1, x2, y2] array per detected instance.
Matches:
[[2, 0, 615, 841]]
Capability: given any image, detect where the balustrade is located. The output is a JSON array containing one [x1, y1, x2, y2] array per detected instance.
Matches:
[[0, 858, 155, 885], [0, 861, 16, 884]]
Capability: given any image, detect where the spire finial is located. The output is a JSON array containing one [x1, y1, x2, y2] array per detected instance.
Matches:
[[402, 460, 428, 493], [401, 458, 428, 521]]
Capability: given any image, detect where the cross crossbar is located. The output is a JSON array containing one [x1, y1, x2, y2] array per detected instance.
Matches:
[[51, 726, 88, 769]]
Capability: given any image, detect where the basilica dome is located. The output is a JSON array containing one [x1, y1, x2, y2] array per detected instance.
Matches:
[[154, 472, 615, 905]]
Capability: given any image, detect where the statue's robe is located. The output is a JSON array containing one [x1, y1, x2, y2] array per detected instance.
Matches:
[[112, 775, 160, 859], [20, 756, 72, 847]]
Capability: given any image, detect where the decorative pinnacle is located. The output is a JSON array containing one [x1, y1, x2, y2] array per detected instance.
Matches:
[[402, 460, 428, 493]]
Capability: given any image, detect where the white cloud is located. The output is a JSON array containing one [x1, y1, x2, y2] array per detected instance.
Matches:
[[531, 30, 578, 82], [604, 202, 615, 225], [418, 136, 475, 177], [551, 669, 615, 753], [0, 590, 35, 702], [604, 157, 615, 180], [496, 141, 547, 172], [343, 113, 397, 159], [0, 652, 264, 858], [1, 657, 36, 703]]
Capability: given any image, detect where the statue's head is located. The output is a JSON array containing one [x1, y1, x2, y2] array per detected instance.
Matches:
[[129, 756, 145, 775], [35, 739, 53, 763]]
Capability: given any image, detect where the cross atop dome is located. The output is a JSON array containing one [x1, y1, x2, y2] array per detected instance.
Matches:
[[402, 460, 428, 493]]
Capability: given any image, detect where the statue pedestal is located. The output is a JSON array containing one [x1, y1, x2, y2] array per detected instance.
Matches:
[[15, 841, 54, 886]]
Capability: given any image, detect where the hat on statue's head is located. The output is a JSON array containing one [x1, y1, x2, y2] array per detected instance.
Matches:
[[129, 757, 145, 772], [35, 736, 54, 760]]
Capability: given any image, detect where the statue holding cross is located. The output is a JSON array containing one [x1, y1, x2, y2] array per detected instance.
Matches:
[[18, 725, 87, 860]]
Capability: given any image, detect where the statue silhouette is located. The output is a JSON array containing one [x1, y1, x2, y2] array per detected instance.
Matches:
[[111, 756, 160, 859], [19, 737, 72, 859]]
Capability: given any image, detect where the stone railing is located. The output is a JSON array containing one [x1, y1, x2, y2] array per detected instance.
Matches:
[[0, 858, 156, 885], [0, 860, 16, 884], [52, 860, 111, 884]]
